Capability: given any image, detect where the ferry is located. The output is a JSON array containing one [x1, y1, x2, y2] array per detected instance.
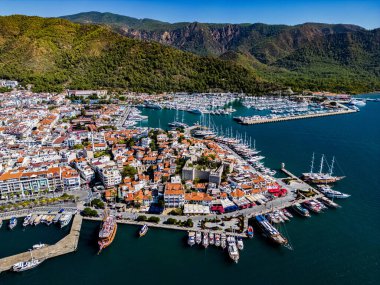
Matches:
[[8, 217, 17, 230], [237, 237, 244, 250], [23, 214, 32, 227], [188, 232, 195, 246], [317, 185, 350, 199], [202, 232, 209, 248], [59, 214, 73, 228], [255, 215, 288, 246], [292, 204, 311, 217], [247, 226, 254, 238], [98, 211, 117, 253], [227, 236, 239, 263], [12, 258, 43, 272], [139, 224, 148, 237], [195, 232, 202, 244]]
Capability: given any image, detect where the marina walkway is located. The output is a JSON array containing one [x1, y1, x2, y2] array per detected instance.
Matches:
[[0, 215, 82, 273]]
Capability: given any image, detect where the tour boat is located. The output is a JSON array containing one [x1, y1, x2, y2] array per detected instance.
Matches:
[[302, 154, 345, 184], [8, 217, 17, 230], [139, 224, 148, 237], [255, 215, 289, 246], [98, 211, 117, 254]]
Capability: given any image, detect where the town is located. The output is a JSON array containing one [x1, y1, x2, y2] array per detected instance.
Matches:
[[0, 87, 350, 269]]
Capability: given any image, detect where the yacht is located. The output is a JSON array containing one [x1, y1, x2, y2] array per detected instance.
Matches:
[[34, 215, 42, 226], [221, 233, 227, 249], [53, 214, 62, 223], [302, 154, 345, 184], [0, 219, 3, 229], [12, 258, 43, 272], [202, 232, 209, 248], [23, 214, 32, 227], [195, 232, 202, 244], [32, 243, 48, 250], [59, 214, 73, 228], [215, 234, 221, 247], [237, 237, 244, 250], [317, 185, 351, 199], [209, 232, 215, 245], [227, 236, 239, 263], [292, 204, 311, 217]]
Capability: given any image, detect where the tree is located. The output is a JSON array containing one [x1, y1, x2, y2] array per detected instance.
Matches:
[[136, 215, 147, 221], [121, 165, 138, 178], [82, 207, 98, 217], [147, 216, 160, 223]]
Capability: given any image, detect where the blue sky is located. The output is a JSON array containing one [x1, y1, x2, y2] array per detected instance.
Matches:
[[0, 0, 379, 29]]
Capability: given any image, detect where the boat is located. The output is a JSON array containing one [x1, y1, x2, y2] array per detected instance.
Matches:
[[0, 219, 2, 229], [139, 224, 148, 237], [59, 214, 73, 228], [23, 214, 32, 227], [8, 217, 17, 230], [98, 210, 117, 253], [227, 236, 239, 263], [221, 233, 227, 249], [282, 209, 293, 218], [29, 214, 37, 225], [195, 231, 202, 244], [302, 154, 345, 184], [209, 232, 215, 245], [349, 99, 366, 107], [317, 185, 351, 199], [255, 215, 289, 246], [188, 232, 195, 246], [215, 234, 221, 247], [52, 214, 62, 223], [145, 102, 162, 109], [32, 243, 48, 250], [45, 215, 55, 226], [302, 201, 322, 213], [318, 197, 340, 208], [237, 237, 244, 250], [202, 232, 209, 248], [247, 226, 254, 238], [12, 258, 43, 272], [34, 215, 42, 226], [292, 204, 311, 217]]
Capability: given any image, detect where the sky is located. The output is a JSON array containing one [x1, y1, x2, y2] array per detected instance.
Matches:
[[0, 0, 379, 29]]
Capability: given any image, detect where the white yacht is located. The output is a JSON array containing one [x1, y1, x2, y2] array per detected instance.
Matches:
[[12, 258, 43, 272]]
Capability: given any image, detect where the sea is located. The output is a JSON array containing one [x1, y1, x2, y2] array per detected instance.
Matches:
[[1, 94, 379, 285]]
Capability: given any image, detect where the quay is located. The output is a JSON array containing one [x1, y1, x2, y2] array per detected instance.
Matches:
[[0, 215, 82, 273], [236, 105, 357, 125]]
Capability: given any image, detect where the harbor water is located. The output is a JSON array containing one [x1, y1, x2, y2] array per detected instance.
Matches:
[[0, 94, 379, 285]]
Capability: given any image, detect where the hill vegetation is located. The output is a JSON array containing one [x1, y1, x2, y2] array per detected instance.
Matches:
[[62, 12, 380, 93], [0, 15, 275, 93]]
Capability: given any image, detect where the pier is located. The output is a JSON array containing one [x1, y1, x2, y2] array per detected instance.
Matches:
[[0, 215, 82, 273], [237, 106, 357, 125]]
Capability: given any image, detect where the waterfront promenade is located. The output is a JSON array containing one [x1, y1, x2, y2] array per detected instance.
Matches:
[[0, 215, 82, 273]]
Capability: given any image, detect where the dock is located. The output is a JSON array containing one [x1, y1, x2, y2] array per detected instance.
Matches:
[[236, 105, 357, 125], [0, 215, 82, 273]]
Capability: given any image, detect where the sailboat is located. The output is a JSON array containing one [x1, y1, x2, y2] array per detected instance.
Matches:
[[301, 153, 345, 184]]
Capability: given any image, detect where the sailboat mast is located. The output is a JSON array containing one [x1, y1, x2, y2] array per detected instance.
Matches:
[[319, 154, 324, 174], [310, 152, 315, 173], [330, 156, 335, 176]]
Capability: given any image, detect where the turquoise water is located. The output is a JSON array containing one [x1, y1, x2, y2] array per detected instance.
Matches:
[[1, 95, 379, 285]]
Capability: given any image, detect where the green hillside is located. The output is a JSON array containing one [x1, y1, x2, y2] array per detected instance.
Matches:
[[0, 15, 275, 93]]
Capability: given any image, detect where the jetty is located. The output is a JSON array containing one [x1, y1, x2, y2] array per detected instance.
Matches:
[[0, 215, 82, 273], [236, 105, 357, 125]]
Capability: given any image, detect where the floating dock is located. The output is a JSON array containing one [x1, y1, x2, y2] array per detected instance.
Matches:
[[0, 215, 82, 273]]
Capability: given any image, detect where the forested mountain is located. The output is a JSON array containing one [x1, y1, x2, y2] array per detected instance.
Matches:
[[62, 12, 380, 93], [0, 15, 276, 93]]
